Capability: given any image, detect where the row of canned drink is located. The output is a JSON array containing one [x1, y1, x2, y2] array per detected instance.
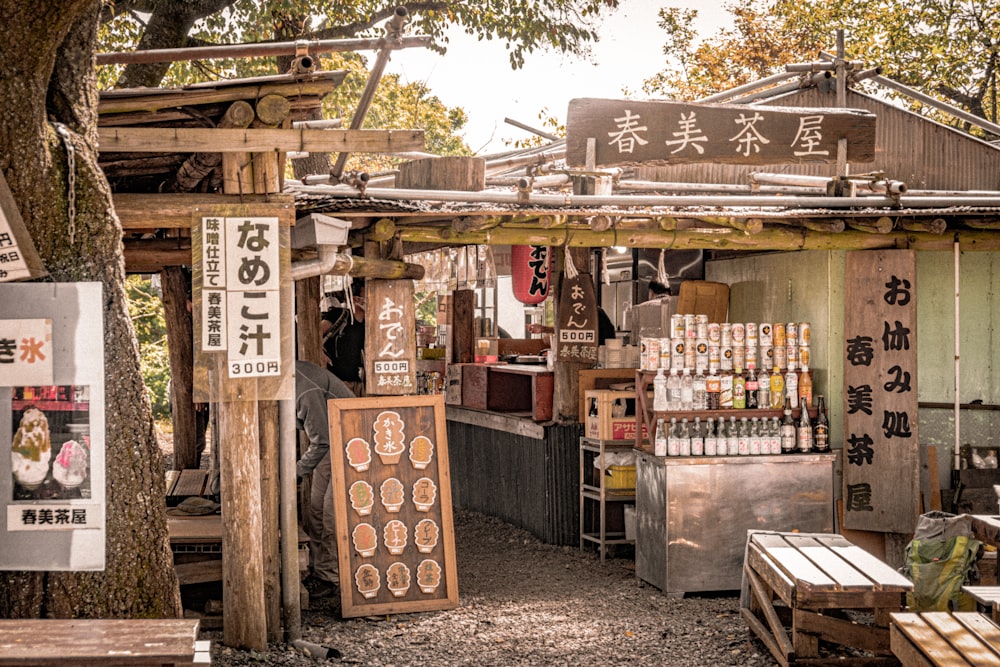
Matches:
[[640, 320, 812, 373]]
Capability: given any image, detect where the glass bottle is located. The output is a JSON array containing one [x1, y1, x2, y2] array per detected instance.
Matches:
[[768, 416, 782, 454], [667, 416, 680, 456], [691, 416, 704, 456], [704, 417, 717, 456], [693, 370, 707, 411], [749, 416, 762, 455], [654, 418, 667, 457], [780, 393, 796, 453], [769, 366, 785, 409], [653, 367, 668, 412], [666, 369, 682, 412], [733, 369, 746, 409], [797, 398, 813, 452], [813, 395, 830, 452], [678, 417, 691, 456], [745, 369, 759, 409], [737, 416, 750, 455], [727, 416, 740, 456], [680, 369, 694, 411]]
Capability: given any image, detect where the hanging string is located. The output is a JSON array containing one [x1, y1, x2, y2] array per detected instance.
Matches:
[[657, 248, 670, 292], [565, 245, 579, 279], [601, 248, 610, 285]]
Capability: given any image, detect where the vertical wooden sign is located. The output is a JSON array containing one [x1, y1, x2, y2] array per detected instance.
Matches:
[[365, 279, 417, 395], [556, 273, 599, 363], [329, 394, 459, 618], [843, 250, 919, 533]]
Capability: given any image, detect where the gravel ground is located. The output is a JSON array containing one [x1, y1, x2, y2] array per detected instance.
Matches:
[[204, 509, 775, 666]]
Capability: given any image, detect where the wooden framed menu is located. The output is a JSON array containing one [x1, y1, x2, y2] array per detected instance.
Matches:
[[329, 394, 458, 618]]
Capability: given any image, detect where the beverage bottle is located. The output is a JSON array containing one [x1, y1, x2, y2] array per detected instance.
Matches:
[[667, 416, 680, 456], [797, 398, 813, 452], [693, 370, 707, 411], [813, 395, 830, 452], [749, 417, 761, 455], [678, 418, 691, 456], [719, 371, 734, 408], [757, 371, 770, 410], [745, 369, 759, 409], [680, 369, 694, 411], [780, 394, 796, 453], [799, 364, 813, 409], [691, 417, 704, 455], [785, 368, 799, 409], [654, 418, 667, 457], [706, 370, 721, 410], [666, 369, 682, 412], [737, 416, 750, 455], [704, 417, 717, 456], [727, 416, 740, 456], [733, 369, 746, 409], [653, 367, 668, 411], [769, 366, 785, 409], [769, 417, 782, 454]]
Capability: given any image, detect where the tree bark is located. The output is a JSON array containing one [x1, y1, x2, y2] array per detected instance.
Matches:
[[162, 266, 200, 470], [0, 1, 179, 618]]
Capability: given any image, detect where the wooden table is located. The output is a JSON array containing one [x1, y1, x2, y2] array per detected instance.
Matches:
[[0, 618, 208, 665], [890, 611, 1000, 666], [742, 530, 913, 666]]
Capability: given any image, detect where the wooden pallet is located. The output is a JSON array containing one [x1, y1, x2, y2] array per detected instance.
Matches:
[[741, 530, 913, 666], [890, 611, 1000, 666]]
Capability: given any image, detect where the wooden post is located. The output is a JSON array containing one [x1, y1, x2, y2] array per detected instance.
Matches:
[[258, 399, 281, 642], [451, 289, 476, 364], [217, 399, 267, 650], [296, 276, 323, 366], [551, 246, 593, 422], [161, 266, 199, 470]]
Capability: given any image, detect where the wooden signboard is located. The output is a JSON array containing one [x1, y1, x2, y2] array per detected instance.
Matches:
[[0, 170, 46, 282], [566, 97, 877, 168], [365, 279, 417, 395], [843, 250, 920, 533], [329, 394, 459, 618], [557, 273, 599, 363]]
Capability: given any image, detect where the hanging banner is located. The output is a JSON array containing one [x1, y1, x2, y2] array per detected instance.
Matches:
[[511, 245, 552, 305], [0, 282, 105, 571], [366, 279, 417, 395], [557, 273, 599, 363], [842, 250, 919, 533]]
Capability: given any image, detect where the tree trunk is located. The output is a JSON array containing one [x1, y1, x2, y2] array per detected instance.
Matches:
[[0, 2, 179, 618]]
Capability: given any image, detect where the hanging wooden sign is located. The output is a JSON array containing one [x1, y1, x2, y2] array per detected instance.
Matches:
[[365, 279, 417, 395], [842, 250, 919, 533], [566, 97, 877, 168], [329, 394, 459, 618], [557, 272, 599, 363], [0, 170, 46, 282]]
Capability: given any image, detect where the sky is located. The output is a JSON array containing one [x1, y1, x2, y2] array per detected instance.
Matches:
[[384, 0, 731, 154]]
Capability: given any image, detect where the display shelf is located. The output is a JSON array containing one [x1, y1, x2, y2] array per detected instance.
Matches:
[[13, 400, 90, 412], [579, 437, 635, 561]]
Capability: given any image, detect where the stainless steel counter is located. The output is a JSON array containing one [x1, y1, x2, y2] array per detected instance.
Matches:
[[635, 451, 836, 595]]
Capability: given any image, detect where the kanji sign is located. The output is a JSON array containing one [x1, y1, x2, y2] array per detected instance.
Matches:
[[557, 274, 599, 363], [0, 319, 53, 386], [366, 279, 417, 395], [0, 170, 46, 282], [566, 98, 877, 168], [842, 250, 919, 533]]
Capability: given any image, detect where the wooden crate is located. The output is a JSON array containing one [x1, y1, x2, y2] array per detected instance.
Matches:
[[578, 368, 638, 419], [585, 389, 646, 441]]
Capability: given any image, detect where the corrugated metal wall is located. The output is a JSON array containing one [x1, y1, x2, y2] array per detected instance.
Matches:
[[447, 421, 582, 546], [638, 88, 1000, 191]]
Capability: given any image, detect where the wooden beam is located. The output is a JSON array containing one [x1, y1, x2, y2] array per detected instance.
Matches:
[[114, 193, 295, 229], [99, 127, 424, 154]]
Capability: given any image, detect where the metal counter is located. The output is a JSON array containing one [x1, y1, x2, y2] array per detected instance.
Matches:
[[635, 451, 836, 595]]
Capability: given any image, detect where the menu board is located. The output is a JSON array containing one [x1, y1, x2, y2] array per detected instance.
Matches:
[[329, 394, 458, 618]]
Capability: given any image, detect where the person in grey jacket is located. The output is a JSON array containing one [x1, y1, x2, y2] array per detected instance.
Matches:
[[295, 360, 355, 597]]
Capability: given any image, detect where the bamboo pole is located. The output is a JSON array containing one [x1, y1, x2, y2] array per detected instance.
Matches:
[[847, 217, 895, 234]]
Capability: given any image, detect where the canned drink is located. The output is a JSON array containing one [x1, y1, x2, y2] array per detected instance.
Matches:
[[695, 338, 709, 373], [684, 314, 697, 338], [671, 314, 685, 340], [799, 344, 810, 369], [760, 344, 773, 367], [786, 343, 799, 371], [708, 345, 721, 372], [659, 337, 672, 370], [707, 322, 721, 344], [721, 322, 733, 347], [786, 322, 798, 345], [773, 323, 786, 347], [746, 322, 758, 345], [642, 337, 661, 371], [731, 322, 746, 343], [745, 345, 758, 371], [733, 345, 746, 371], [670, 338, 686, 370], [774, 344, 787, 371], [696, 320, 709, 340], [759, 323, 773, 346], [799, 322, 811, 346], [720, 344, 734, 371], [684, 338, 696, 369]]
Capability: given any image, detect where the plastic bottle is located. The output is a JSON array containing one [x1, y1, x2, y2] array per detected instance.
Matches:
[[737, 417, 750, 455], [719, 371, 734, 408], [727, 416, 740, 456], [749, 416, 762, 455], [667, 416, 680, 456], [733, 370, 746, 409], [745, 369, 759, 409], [678, 418, 691, 456], [785, 368, 799, 409], [693, 370, 707, 411], [706, 370, 720, 410], [813, 395, 830, 452], [654, 418, 667, 457], [757, 372, 770, 410], [797, 399, 813, 452], [704, 417, 717, 456], [653, 367, 668, 411], [769, 366, 785, 409], [798, 365, 813, 409], [666, 369, 682, 412], [780, 393, 796, 453], [680, 369, 694, 411], [690, 416, 704, 455]]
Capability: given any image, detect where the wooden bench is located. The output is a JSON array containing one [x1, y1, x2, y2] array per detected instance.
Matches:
[[0, 618, 209, 665], [962, 585, 1000, 623], [741, 530, 913, 666], [890, 611, 1000, 666]]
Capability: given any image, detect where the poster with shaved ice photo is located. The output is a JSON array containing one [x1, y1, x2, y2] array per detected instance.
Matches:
[[10, 385, 91, 501]]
